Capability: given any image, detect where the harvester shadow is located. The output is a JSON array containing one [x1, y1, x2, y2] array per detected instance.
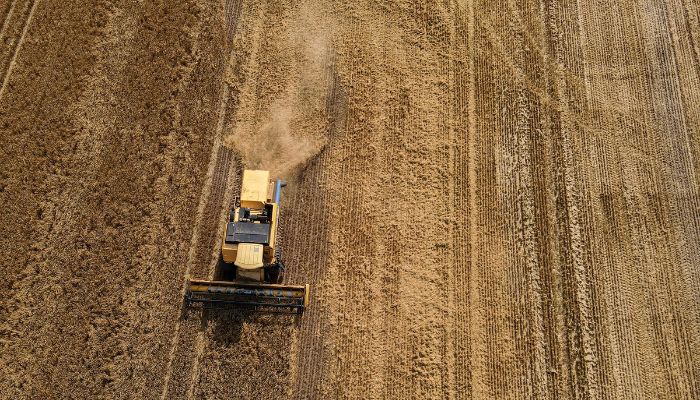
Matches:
[[204, 307, 299, 346], [181, 256, 302, 345], [212, 253, 233, 281]]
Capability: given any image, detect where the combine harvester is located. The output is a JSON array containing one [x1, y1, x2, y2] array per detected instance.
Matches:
[[186, 170, 309, 312]]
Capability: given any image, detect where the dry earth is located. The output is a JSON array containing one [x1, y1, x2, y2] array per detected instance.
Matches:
[[0, 0, 699, 399]]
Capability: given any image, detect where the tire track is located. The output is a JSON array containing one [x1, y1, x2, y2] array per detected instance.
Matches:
[[0, 0, 38, 101]]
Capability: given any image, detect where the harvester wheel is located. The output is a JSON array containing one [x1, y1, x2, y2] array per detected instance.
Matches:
[[216, 257, 236, 281], [265, 262, 284, 284]]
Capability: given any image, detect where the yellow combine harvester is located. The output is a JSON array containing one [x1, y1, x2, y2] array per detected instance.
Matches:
[[186, 170, 309, 312]]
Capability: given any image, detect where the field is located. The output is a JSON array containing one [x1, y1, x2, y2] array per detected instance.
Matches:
[[1, 0, 699, 398]]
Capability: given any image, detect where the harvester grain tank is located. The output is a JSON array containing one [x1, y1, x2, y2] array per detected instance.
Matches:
[[186, 170, 309, 312]]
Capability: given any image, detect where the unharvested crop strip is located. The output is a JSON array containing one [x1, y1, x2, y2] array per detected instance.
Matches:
[[185, 150, 238, 400], [0, 0, 38, 102], [159, 84, 230, 400], [159, 0, 255, 394]]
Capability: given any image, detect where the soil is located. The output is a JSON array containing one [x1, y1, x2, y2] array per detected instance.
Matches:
[[1, 0, 699, 399]]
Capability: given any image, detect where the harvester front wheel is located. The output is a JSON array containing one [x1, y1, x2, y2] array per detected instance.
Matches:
[[264, 262, 285, 284], [215, 256, 236, 281]]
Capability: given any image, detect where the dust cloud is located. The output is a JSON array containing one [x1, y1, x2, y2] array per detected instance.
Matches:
[[226, 99, 326, 179], [225, 2, 332, 180]]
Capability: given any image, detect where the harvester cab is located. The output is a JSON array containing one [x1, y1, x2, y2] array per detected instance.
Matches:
[[186, 170, 309, 312]]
